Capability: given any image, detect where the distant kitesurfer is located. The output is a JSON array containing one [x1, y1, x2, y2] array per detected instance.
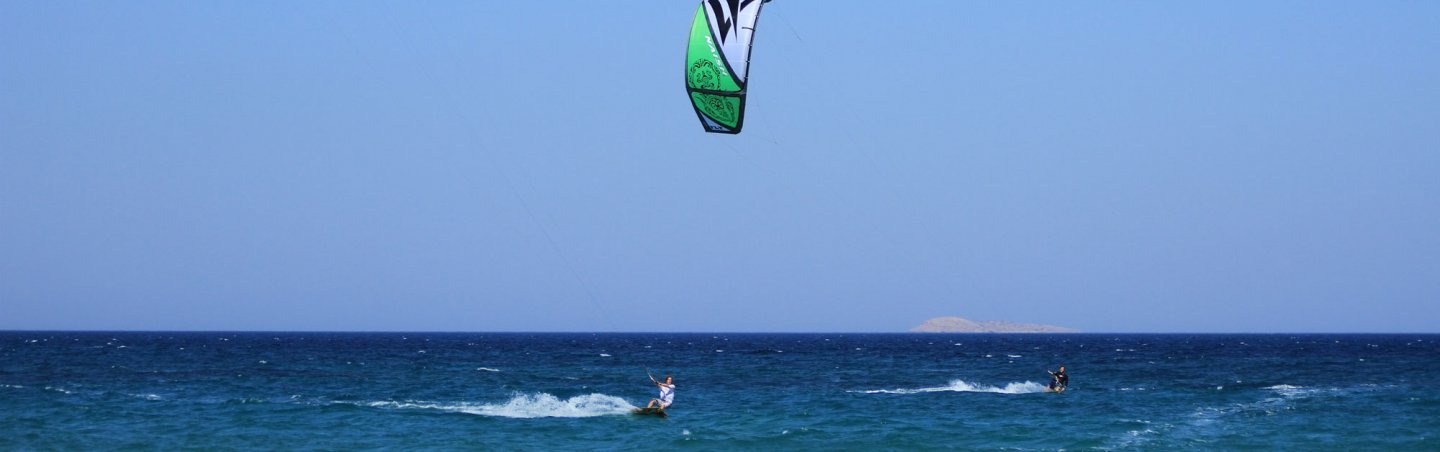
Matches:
[[645, 375, 675, 409], [1047, 366, 1069, 392]]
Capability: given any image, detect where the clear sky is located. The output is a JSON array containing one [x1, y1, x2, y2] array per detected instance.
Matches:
[[3, 1, 1437, 333]]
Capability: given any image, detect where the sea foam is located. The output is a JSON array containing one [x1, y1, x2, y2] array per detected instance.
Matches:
[[858, 379, 1048, 395], [1264, 384, 1320, 398], [367, 393, 636, 418]]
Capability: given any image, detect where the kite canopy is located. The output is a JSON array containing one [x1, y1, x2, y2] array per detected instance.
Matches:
[[685, 0, 767, 134]]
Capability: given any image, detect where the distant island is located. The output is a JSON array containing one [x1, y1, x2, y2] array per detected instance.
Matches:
[[909, 316, 1078, 333]]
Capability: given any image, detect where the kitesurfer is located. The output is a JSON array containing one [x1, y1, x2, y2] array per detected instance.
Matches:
[[645, 375, 675, 409], [1047, 366, 1069, 392]]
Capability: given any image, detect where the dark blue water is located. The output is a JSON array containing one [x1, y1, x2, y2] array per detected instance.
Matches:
[[3, 332, 1437, 449]]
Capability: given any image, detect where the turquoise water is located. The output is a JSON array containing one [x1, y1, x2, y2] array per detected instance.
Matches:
[[3, 332, 1437, 449]]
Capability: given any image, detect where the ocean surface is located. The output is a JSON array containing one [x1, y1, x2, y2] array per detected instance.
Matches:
[[3, 332, 1437, 450]]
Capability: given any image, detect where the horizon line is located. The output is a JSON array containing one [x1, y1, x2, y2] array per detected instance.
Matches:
[[2, 329, 1436, 335]]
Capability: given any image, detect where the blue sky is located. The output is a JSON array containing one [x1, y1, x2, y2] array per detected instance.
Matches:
[[2, 1, 1437, 332]]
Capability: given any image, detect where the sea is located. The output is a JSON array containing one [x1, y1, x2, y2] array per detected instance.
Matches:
[[2, 332, 1437, 450]]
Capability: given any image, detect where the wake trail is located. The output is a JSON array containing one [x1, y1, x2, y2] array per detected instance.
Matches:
[[856, 380, 1049, 395], [363, 392, 637, 418]]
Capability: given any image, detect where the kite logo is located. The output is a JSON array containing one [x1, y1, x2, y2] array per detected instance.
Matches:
[[707, 0, 736, 43], [708, 0, 758, 44], [705, 36, 723, 72]]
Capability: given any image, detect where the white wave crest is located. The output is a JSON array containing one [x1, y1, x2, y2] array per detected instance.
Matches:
[[1264, 384, 1326, 398], [858, 379, 1048, 395], [368, 393, 637, 418]]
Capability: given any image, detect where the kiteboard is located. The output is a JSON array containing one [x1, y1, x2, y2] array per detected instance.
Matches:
[[632, 407, 668, 417]]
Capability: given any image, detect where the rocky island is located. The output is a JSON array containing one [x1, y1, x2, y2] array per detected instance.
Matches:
[[909, 316, 1078, 333]]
